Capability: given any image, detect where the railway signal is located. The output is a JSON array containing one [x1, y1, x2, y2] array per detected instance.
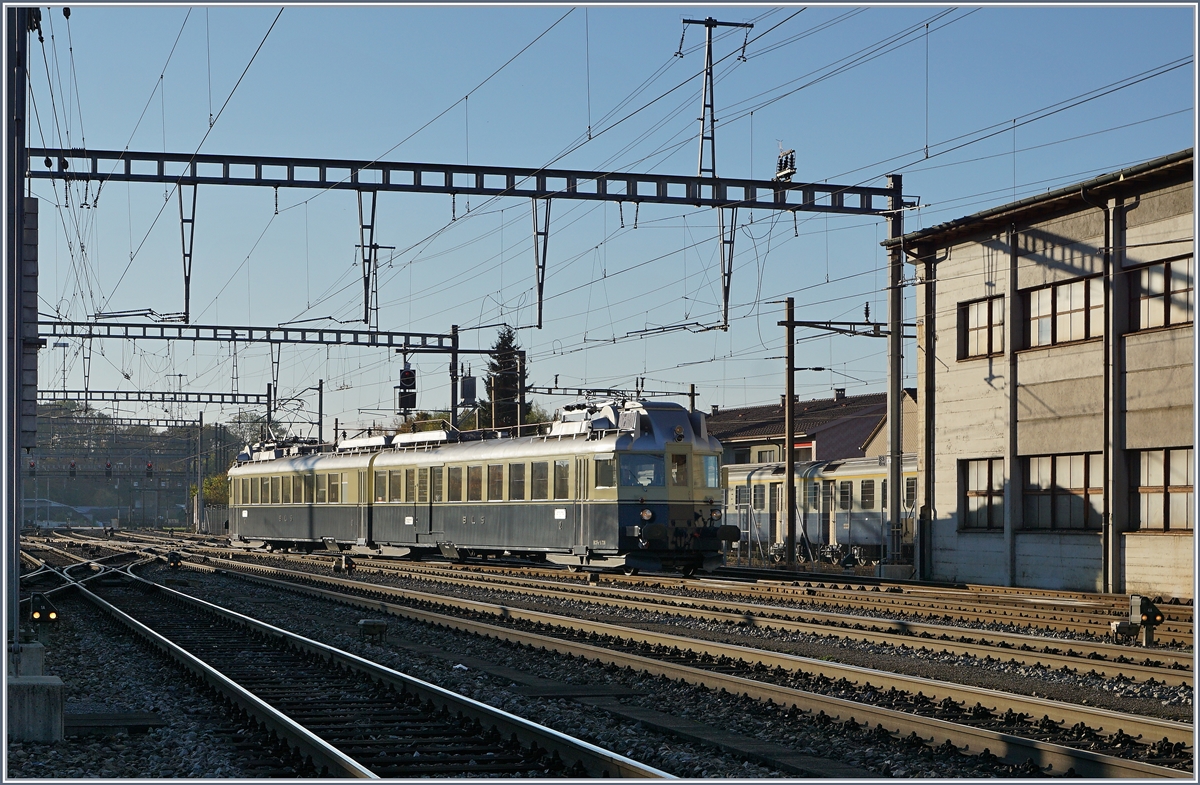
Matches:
[[69, 460, 76, 478], [146, 461, 153, 478], [30, 593, 58, 624], [396, 368, 417, 410], [28, 460, 35, 477], [105, 461, 112, 478]]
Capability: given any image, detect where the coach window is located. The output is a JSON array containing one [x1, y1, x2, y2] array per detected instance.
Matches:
[[250, 477, 260, 504], [509, 463, 527, 500], [388, 470, 402, 502], [860, 479, 875, 510], [316, 474, 328, 504], [487, 465, 504, 501], [838, 481, 852, 511], [431, 467, 444, 502], [531, 462, 549, 500], [594, 456, 616, 488], [553, 460, 571, 500], [270, 477, 281, 505], [328, 473, 341, 504], [620, 454, 664, 487], [958, 296, 1005, 359], [467, 465, 483, 502], [669, 454, 688, 486], [281, 476, 292, 504], [447, 467, 463, 502], [806, 481, 819, 510], [418, 468, 429, 503], [752, 484, 765, 511], [404, 469, 416, 502], [260, 477, 270, 505], [374, 471, 388, 502]]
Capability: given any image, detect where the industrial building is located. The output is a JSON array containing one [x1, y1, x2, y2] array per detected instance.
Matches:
[[887, 149, 1194, 597]]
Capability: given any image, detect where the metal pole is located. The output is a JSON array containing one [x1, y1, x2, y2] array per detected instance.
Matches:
[[688, 383, 696, 413], [265, 382, 272, 431], [516, 350, 525, 437], [886, 174, 904, 565], [784, 297, 796, 569], [450, 325, 459, 430], [195, 412, 203, 533], [317, 379, 324, 445]]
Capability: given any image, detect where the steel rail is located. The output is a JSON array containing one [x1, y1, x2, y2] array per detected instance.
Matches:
[[283, 556, 1191, 685], [111, 567, 671, 779], [182, 557, 1189, 778], [191, 556, 1193, 747]]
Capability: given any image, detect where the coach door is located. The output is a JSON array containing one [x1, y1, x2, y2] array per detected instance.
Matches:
[[820, 480, 835, 547], [358, 471, 370, 543], [575, 457, 590, 549]]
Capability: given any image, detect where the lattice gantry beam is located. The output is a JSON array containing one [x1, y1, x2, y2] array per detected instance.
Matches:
[[29, 148, 896, 216], [38, 390, 267, 405], [40, 321, 456, 351]]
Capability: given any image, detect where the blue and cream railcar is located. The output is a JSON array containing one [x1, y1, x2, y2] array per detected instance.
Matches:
[[228, 400, 736, 574], [724, 455, 917, 562]]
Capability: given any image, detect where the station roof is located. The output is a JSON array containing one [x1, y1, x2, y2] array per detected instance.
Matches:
[[708, 390, 914, 453]]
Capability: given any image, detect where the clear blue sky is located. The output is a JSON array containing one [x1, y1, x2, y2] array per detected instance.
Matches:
[[28, 3, 1196, 438]]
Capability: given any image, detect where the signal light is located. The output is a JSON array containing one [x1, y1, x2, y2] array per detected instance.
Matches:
[[105, 461, 112, 478], [28, 460, 35, 477], [69, 460, 76, 478], [397, 368, 417, 410], [30, 593, 58, 624], [146, 461, 153, 478], [1130, 595, 1164, 627]]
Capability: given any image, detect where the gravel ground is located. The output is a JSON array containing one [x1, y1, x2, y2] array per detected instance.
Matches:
[[6, 594, 252, 779]]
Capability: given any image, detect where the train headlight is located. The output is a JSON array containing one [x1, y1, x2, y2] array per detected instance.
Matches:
[[710, 510, 722, 521], [640, 508, 654, 522]]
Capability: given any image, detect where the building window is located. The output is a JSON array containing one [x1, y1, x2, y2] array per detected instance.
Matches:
[[756, 448, 777, 463], [1131, 448, 1193, 530], [1026, 277, 1103, 347], [1024, 453, 1102, 530], [1133, 256, 1193, 330], [962, 458, 1003, 530], [838, 481, 852, 510], [860, 479, 875, 510], [958, 296, 1005, 358]]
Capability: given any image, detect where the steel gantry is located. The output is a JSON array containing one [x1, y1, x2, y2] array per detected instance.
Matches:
[[28, 147, 900, 332], [38, 389, 269, 406]]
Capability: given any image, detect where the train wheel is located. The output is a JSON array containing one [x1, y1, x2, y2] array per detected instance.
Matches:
[[623, 566, 639, 576]]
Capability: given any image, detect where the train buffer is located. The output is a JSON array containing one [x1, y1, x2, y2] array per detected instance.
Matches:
[[357, 619, 388, 642]]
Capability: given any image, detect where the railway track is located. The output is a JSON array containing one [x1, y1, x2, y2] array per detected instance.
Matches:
[[68, 567, 667, 778], [170, 553, 1192, 777], [184, 548, 1192, 687]]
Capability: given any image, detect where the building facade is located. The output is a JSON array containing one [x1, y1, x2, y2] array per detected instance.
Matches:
[[889, 150, 1194, 597]]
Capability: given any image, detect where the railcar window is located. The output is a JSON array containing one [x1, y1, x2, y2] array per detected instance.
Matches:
[[303, 475, 314, 504], [388, 471, 402, 502], [328, 474, 340, 504], [260, 477, 270, 505], [734, 485, 749, 507], [509, 463, 526, 500], [270, 477, 281, 504], [241, 478, 249, 506], [838, 481, 852, 510], [553, 460, 570, 500], [752, 484, 765, 511], [431, 468, 443, 502], [374, 472, 387, 503], [860, 479, 875, 510], [404, 469, 416, 503], [697, 455, 720, 488], [418, 468, 429, 503], [905, 477, 917, 507], [487, 465, 504, 501], [250, 477, 260, 504], [281, 476, 292, 504], [669, 454, 689, 486], [448, 467, 463, 502], [806, 481, 819, 510], [620, 454, 664, 487], [594, 458, 615, 488], [317, 474, 328, 504], [531, 462, 549, 500], [467, 466, 483, 501]]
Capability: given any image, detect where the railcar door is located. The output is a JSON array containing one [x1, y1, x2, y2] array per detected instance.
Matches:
[[575, 456, 589, 550], [820, 480, 835, 547], [358, 471, 370, 544]]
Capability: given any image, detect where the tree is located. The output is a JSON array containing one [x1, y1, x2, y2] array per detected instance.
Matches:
[[479, 326, 528, 428]]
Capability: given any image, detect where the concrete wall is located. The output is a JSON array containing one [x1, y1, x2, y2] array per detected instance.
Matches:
[[918, 164, 1193, 596]]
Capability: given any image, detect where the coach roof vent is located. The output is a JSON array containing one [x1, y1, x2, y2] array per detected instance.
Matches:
[[336, 435, 393, 452], [392, 430, 450, 447]]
